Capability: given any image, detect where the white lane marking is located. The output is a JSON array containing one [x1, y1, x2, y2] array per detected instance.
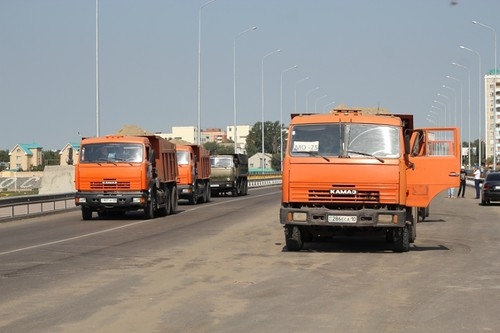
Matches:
[[0, 190, 281, 257]]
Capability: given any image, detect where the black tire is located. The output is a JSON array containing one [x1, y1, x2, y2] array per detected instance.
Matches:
[[205, 181, 211, 202], [188, 191, 198, 205], [394, 226, 410, 252], [243, 178, 248, 195], [170, 186, 178, 214], [82, 207, 92, 220], [158, 190, 170, 217], [144, 193, 156, 219], [385, 230, 394, 243], [285, 226, 303, 251]]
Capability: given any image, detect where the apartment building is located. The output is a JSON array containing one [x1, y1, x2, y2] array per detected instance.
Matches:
[[484, 72, 500, 164]]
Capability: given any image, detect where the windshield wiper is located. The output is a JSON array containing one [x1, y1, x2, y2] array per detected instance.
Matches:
[[346, 150, 384, 163], [303, 151, 330, 162]]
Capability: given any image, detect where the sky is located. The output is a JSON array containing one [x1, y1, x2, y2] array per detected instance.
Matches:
[[1, 0, 499, 150]]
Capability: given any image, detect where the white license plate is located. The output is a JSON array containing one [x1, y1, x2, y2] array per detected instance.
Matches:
[[328, 215, 357, 223], [101, 198, 117, 203]]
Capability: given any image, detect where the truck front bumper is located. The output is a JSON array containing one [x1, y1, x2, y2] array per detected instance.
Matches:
[[75, 191, 148, 210], [280, 206, 406, 228]]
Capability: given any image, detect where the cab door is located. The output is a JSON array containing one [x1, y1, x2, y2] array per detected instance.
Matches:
[[406, 128, 460, 207]]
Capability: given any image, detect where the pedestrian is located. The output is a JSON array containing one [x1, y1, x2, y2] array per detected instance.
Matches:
[[473, 166, 481, 199], [457, 166, 467, 198]]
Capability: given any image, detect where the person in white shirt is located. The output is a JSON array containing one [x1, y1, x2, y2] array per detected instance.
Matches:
[[473, 166, 481, 199]]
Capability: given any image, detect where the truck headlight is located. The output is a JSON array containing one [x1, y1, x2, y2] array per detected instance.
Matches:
[[77, 197, 86, 203], [289, 212, 307, 222]]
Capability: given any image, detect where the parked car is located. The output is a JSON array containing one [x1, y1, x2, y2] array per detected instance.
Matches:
[[481, 172, 500, 205]]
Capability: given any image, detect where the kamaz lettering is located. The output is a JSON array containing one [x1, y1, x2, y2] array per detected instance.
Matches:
[[330, 189, 357, 195]]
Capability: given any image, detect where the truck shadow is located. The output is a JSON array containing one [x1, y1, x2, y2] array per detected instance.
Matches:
[[282, 236, 450, 253]]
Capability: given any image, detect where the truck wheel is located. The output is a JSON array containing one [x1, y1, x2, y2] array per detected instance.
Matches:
[[188, 193, 198, 205], [205, 181, 211, 202], [285, 225, 303, 251], [394, 226, 410, 252], [231, 188, 238, 197], [145, 195, 156, 219], [82, 207, 92, 220], [243, 179, 248, 195], [158, 190, 170, 217], [170, 186, 178, 214]]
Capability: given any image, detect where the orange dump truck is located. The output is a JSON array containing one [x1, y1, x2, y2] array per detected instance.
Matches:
[[280, 109, 460, 252], [75, 135, 178, 220], [176, 144, 211, 204]]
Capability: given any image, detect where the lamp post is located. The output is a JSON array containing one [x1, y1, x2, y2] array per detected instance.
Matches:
[[460, 45, 482, 167], [233, 26, 257, 153], [437, 93, 451, 127], [446, 75, 463, 165], [294, 77, 309, 112], [322, 101, 336, 112], [197, 0, 217, 145], [431, 106, 442, 127], [446, 76, 462, 128], [453, 62, 471, 167], [305, 87, 320, 112], [261, 49, 281, 172], [280, 65, 298, 171], [314, 95, 328, 112], [473, 20, 497, 169], [434, 100, 447, 125], [442, 85, 456, 126], [95, 0, 100, 136]]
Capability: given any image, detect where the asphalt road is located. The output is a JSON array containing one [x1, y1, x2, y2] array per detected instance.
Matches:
[[0, 186, 499, 333]]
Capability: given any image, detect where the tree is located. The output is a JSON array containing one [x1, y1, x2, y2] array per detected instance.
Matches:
[[43, 150, 60, 166], [0, 150, 9, 162], [246, 121, 284, 156], [203, 142, 234, 155]]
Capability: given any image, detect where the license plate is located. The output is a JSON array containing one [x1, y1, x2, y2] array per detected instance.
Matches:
[[328, 215, 357, 223], [101, 198, 117, 203]]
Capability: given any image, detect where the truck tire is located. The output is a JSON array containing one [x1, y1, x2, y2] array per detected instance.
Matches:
[[82, 207, 92, 221], [145, 194, 156, 219], [205, 181, 211, 202], [394, 226, 410, 252], [170, 186, 178, 214], [243, 178, 248, 195], [188, 192, 198, 205], [285, 225, 303, 251], [158, 190, 170, 217]]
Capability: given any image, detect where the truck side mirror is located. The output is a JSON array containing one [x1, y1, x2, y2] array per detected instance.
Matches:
[[149, 149, 156, 166], [404, 134, 411, 155]]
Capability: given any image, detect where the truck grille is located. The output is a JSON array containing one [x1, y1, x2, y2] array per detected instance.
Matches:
[[90, 180, 131, 190], [308, 189, 380, 203]]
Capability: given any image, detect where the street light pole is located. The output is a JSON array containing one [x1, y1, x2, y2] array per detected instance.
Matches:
[[197, 0, 217, 145], [446, 75, 463, 166], [280, 65, 298, 171], [261, 49, 281, 172], [437, 93, 450, 126], [233, 26, 257, 153], [322, 101, 336, 112], [453, 62, 471, 167], [305, 87, 320, 112], [473, 20, 497, 169], [460, 45, 482, 167], [294, 77, 309, 112], [95, 0, 100, 137], [314, 95, 328, 113], [431, 106, 442, 127]]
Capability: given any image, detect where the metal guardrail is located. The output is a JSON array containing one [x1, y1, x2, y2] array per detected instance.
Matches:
[[0, 193, 77, 222], [0, 176, 283, 222]]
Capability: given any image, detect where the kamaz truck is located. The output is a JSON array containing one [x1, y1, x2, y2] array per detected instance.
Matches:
[[280, 108, 460, 252], [210, 154, 249, 196], [75, 135, 178, 220]]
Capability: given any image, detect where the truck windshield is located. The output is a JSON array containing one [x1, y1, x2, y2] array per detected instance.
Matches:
[[289, 123, 400, 158], [80, 143, 143, 163], [210, 156, 233, 168], [177, 151, 189, 165]]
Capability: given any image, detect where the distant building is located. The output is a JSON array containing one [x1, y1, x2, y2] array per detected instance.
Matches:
[[202, 128, 227, 143], [227, 125, 250, 153], [59, 142, 80, 165], [248, 152, 273, 171], [484, 73, 500, 164], [9, 143, 43, 171], [158, 126, 198, 144]]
